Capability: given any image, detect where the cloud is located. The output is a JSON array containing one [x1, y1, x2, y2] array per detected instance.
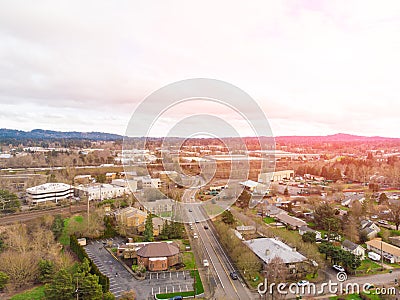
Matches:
[[0, 0, 400, 136]]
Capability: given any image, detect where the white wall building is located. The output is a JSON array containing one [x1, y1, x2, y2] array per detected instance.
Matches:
[[26, 183, 73, 205], [258, 170, 295, 183], [75, 184, 130, 201]]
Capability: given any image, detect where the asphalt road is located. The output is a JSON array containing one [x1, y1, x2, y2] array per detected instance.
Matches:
[[186, 204, 254, 300]]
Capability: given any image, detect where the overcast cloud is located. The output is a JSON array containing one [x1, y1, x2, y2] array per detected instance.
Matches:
[[0, 0, 400, 137]]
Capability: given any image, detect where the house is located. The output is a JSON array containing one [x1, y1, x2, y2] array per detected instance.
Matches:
[[341, 239, 365, 260], [106, 172, 117, 181], [236, 225, 256, 234], [298, 225, 322, 240], [341, 193, 365, 207], [142, 176, 162, 189], [360, 220, 380, 240], [366, 238, 400, 263], [275, 213, 307, 229], [244, 238, 308, 276]]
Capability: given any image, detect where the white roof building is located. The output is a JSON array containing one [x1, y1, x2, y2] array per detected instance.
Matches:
[[26, 183, 73, 205]]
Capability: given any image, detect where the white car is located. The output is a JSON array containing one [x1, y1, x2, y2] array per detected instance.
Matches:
[[193, 233, 198, 239], [332, 265, 345, 272], [297, 280, 309, 287], [368, 252, 381, 261], [203, 259, 209, 267]]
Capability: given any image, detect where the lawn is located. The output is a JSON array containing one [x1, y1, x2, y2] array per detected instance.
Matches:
[[59, 215, 84, 246], [263, 216, 275, 224], [10, 286, 45, 300], [356, 259, 382, 272], [182, 251, 196, 270]]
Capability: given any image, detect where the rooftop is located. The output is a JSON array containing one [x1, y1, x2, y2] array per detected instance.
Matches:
[[244, 238, 307, 264], [136, 242, 179, 258], [366, 239, 400, 257]]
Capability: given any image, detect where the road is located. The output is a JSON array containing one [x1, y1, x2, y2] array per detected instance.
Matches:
[[0, 204, 87, 225], [185, 202, 254, 299]]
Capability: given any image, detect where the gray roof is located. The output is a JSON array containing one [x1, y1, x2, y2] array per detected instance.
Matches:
[[342, 239, 359, 251], [244, 238, 307, 264], [299, 225, 315, 233]]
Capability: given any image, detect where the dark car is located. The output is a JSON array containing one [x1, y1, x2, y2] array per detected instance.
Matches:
[[204, 225, 209, 229], [230, 271, 238, 280], [169, 296, 183, 300]]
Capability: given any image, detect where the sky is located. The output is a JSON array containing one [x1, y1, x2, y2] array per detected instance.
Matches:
[[1, 0, 400, 137]]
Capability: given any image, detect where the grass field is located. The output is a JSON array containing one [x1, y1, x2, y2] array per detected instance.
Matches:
[[10, 286, 45, 300], [182, 251, 196, 270], [263, 216, 275, 224], [59, 215, 84, 246]]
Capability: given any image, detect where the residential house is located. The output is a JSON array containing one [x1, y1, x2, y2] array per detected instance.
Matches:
[[115, 207, 148, 232], [366, 238, 400, 263], [275, 213, 307, 230], [341, 239, 365, 260], [360, 220, 380, 240], [244, 238, 308, 277], [298, 225, 322, 240]]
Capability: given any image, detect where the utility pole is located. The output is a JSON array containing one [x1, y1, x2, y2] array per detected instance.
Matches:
[[75, 277, 79, 300]]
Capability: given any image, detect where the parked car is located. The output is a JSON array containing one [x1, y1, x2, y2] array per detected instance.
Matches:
[[203, 259, 209, 267], [332, 265, 345, 272], [169, 296, 183, 300], [204, 225, 209, 229], [378, 220, 389, 225], [230, 271, 238, 280], [368, 252, 381, 261], [297, 280, 309, 287], [193, 233, 198, 239]]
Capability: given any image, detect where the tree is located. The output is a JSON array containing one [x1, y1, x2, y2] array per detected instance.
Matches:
[[379, 192, 389, 204], [143, 214, 154, 242], [44, 269, 74, 300], [314, 203, 340, 237], [95, 174, 106, 183], [0, 189, 20, 212], [51, 214, 65, 240], [103, 291, 116, 300], [302, 231, 316, 243], [39, 259, 54, 283], [265, 256, 288, 298], [221, 210, 235, 225], [389, 202, 400, 230], [0, 271, 8, 291]]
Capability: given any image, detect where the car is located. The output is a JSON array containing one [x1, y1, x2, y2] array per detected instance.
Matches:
[[332, 265, 345, 272], [193, 233, 198, 239], [230, 271, 238, 280], [368, 252, 381, 261], [188, 208, 193, 212], [204, 225, 209, 229], [188, 222, 193, 226], [203, 259, 209, 267], [297, 280, 309, 287], [371, 215, 378, 219], [378, 220, 389, 225], [195, 219, 199, 223], [169, 296, 183, 300]]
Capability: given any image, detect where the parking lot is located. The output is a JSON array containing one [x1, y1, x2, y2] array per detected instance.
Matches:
[[84, 238, 194, 299]]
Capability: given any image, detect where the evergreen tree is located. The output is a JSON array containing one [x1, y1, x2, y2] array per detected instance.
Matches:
[[143, 214, 154, 242]]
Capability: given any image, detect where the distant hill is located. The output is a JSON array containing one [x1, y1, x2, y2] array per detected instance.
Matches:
[[275, 133, 399, 143], [0, 128, 123, 141], [0, 129, 398, 143]]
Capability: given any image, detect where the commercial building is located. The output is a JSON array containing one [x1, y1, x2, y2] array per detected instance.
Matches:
[[26, 183, 73, 205], [258, 170, 294, 183], [75, 183, 130, 201]]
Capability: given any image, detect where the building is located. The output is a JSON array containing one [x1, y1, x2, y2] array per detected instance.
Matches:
[[146, 199, 175, 217], [136, 242, 180, 271], [360, 220, 380, 240], [75, 184, 130, 201], [244, 238, 308, 275], [236, 225, 256, 234], [366, 238, 400, 263], [142, 176, 161, 189], [106, 172, 117, 182], [240, 180, 269, 194], [298, 226, 322, 240], [275, 213, 307, 229], [258, 170, 294, 184], [111, 179, 138, 192], [115, 207, 148, 230], [26, 183, 73, 205], [341, 239, 366, 260]]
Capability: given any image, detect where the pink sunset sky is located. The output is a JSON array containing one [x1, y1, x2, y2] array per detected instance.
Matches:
[[0, 1, 400, 137]]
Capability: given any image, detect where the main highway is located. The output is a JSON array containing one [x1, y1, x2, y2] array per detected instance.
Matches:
[[182, 187, 254, 299]]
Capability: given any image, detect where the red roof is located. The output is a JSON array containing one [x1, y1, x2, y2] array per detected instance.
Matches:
[[136, 242, 179, 258]]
